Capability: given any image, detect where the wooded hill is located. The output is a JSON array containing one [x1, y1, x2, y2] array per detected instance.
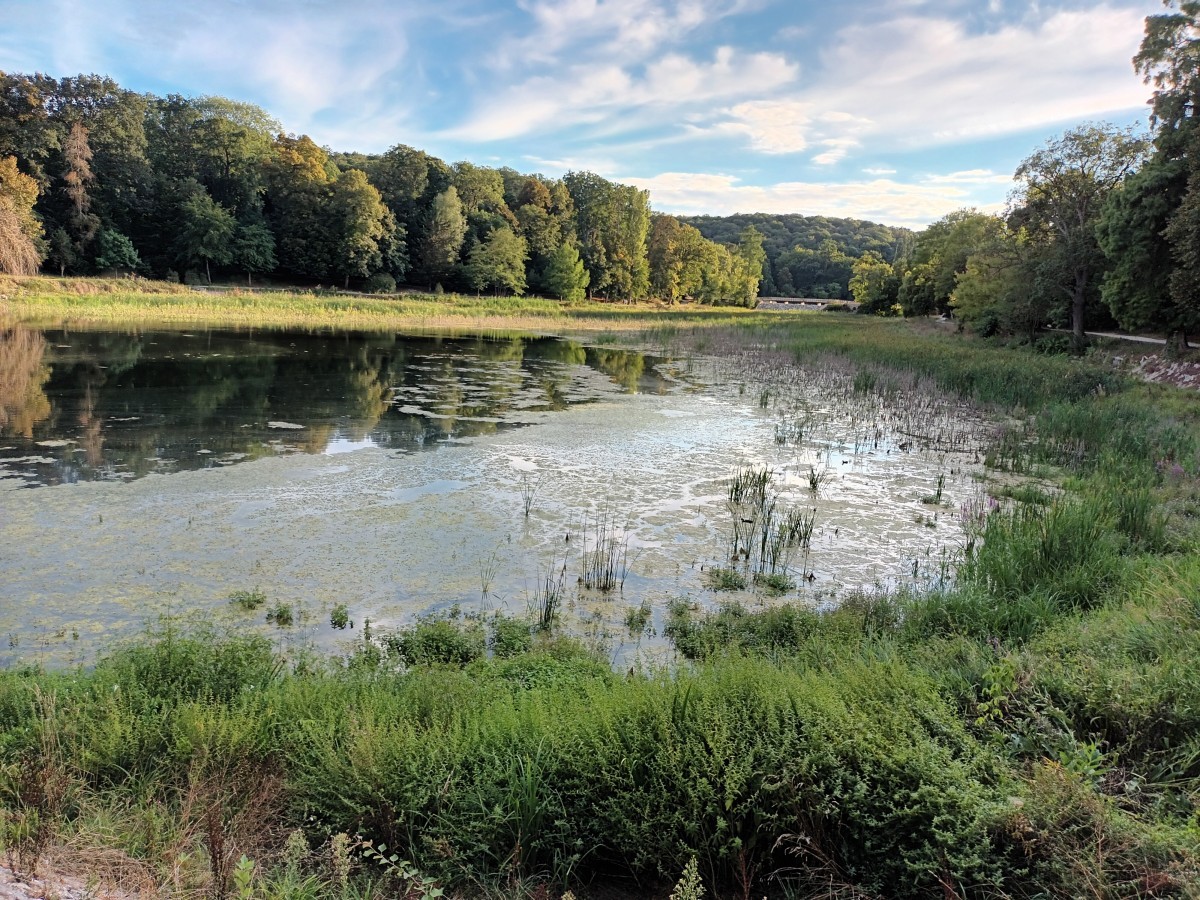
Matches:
[[680, 213, 914, 299]]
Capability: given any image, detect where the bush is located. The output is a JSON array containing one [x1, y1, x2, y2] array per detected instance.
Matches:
[[363, 272, 397, 294], [388, 618, 485, 667]]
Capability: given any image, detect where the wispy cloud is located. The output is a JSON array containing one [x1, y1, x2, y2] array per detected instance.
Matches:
[[702, 4, 1151, 163], [445, 46, 797, 141]]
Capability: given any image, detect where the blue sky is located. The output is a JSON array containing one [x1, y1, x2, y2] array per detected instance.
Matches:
[[0, 0, 1163, 227]]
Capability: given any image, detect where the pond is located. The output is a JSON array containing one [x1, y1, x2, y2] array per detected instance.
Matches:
[[0, 324, 996, 666]]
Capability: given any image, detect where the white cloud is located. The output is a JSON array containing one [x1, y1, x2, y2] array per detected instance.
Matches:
[[863, 167, 897, 175], [446, 47, 797, 141], [627, 171, 1004, 227], [923, 169, 1013, 185], [703, 4, 1152, 162]]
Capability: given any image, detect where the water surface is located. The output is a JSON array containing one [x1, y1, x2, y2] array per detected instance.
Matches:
[[1, 325, 997, 667]]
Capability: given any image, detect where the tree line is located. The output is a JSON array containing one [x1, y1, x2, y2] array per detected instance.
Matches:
[[0, 74, 762, 304], [843, 1, 1200, 349], [680, 212, 914, 300]]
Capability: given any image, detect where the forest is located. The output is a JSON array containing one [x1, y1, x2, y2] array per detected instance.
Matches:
[[0, 73, 769, 306]]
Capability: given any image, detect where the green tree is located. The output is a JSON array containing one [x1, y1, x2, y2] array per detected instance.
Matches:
[[1011, 123, 1149, 348], [464, 225, 527, 295], [737, 224, 767, 287], [94, 228, 140, 274], [176, 187, 235, 282], [230, 221, 276, 285], [330, 168, 394, 288], [420, 186, 467, 289], [849, 250, 899, 314], [542, 241, 589, 301], [952, 225, 1055, 339], [1097, 155, 1193, 342], [898, 209, 1001, 316]]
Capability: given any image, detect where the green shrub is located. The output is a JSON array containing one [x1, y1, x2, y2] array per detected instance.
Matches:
[[388, 619, 485, 667], [363, 273, 397, 294]]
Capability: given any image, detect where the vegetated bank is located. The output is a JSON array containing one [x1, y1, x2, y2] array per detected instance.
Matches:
[[1, 306, 1198, 900]]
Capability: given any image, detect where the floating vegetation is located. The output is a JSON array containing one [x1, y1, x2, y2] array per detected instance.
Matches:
[[266, 601, 294, 627], [705, 566, 747, 591], [228, 587, 267, 611]]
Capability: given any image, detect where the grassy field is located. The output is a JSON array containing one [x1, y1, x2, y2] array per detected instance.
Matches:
[[0, 275, 756, 335], [2, 279, 1199, 899]]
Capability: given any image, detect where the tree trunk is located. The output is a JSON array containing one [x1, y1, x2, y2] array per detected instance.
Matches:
[[1071, 270, 1088, 352], [205, 258, 211, 284]]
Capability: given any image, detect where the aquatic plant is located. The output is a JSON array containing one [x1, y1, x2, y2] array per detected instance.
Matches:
[[580, 508, 629, 592], [228, 588, 267, 611]]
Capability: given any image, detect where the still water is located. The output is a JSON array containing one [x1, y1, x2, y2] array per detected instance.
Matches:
[[1, 325, 989, 666]]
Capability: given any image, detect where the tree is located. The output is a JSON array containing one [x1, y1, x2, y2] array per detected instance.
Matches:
[[60, 122, 99, 265], [737, 225, 767, 286], [419, 186, 467, 289], [898, 209, 1000, 317], [230, 221, 276, 285], [1097, 155, 1194, 342], [176, 187, 235, 282], [1134, 1, 1200, 139], [94, 228, 140, 274], [541, 242, 589, 301], [951, 225, 1055, 339], [1011, 123, 1149, 348], [463, 226, 527, 295], [0, 154, 43, 275], [330, 168, 393, 288], [849, 250, 899, 314]]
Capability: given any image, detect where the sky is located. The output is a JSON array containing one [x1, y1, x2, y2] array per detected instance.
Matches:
[[0, 0, 1166, 228]]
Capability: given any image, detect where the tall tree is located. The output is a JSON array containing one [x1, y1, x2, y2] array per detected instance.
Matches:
[[419, 186, 467, 289], [1097, 155, 1194, 343], [329, 169, 397, 288], [60, 122, 99, 263], [0, 155, 43, 274], [1011, 124, 1149, 348]]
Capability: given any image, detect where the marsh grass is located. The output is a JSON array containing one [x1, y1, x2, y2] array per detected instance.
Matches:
[[579, 508, 629, 593]]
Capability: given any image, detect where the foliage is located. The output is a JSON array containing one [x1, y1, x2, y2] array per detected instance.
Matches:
[[1009, 123, 1149, 346], [540, 242, 589, 301], [93, 228, 140, 273]]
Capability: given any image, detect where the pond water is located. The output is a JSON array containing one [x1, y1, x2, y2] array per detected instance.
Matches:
[[0, 325, 996, 667]]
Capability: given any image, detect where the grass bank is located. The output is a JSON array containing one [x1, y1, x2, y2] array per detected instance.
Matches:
[[2, 293, 1199, 898], [0, 275, 754, 335]]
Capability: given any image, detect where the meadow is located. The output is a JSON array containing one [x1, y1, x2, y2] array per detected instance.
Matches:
[[1, 278, 1198, 899]]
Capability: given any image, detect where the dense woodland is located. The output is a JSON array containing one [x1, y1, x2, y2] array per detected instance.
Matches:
[[680, 212, 913, 299], [0, 73, 767, 305], [4, 2, 1200, 337]]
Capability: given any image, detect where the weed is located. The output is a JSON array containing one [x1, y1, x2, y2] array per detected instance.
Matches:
[[530, 559, 568, 631], [580, 509, 629, 592], [624, 600, 653, 636], [752, 572, 795, 595], [705, 566, 747, 591], [519, 472, 542, 519], [229, 588, 267, 611], [266, 602, 294, 627]]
